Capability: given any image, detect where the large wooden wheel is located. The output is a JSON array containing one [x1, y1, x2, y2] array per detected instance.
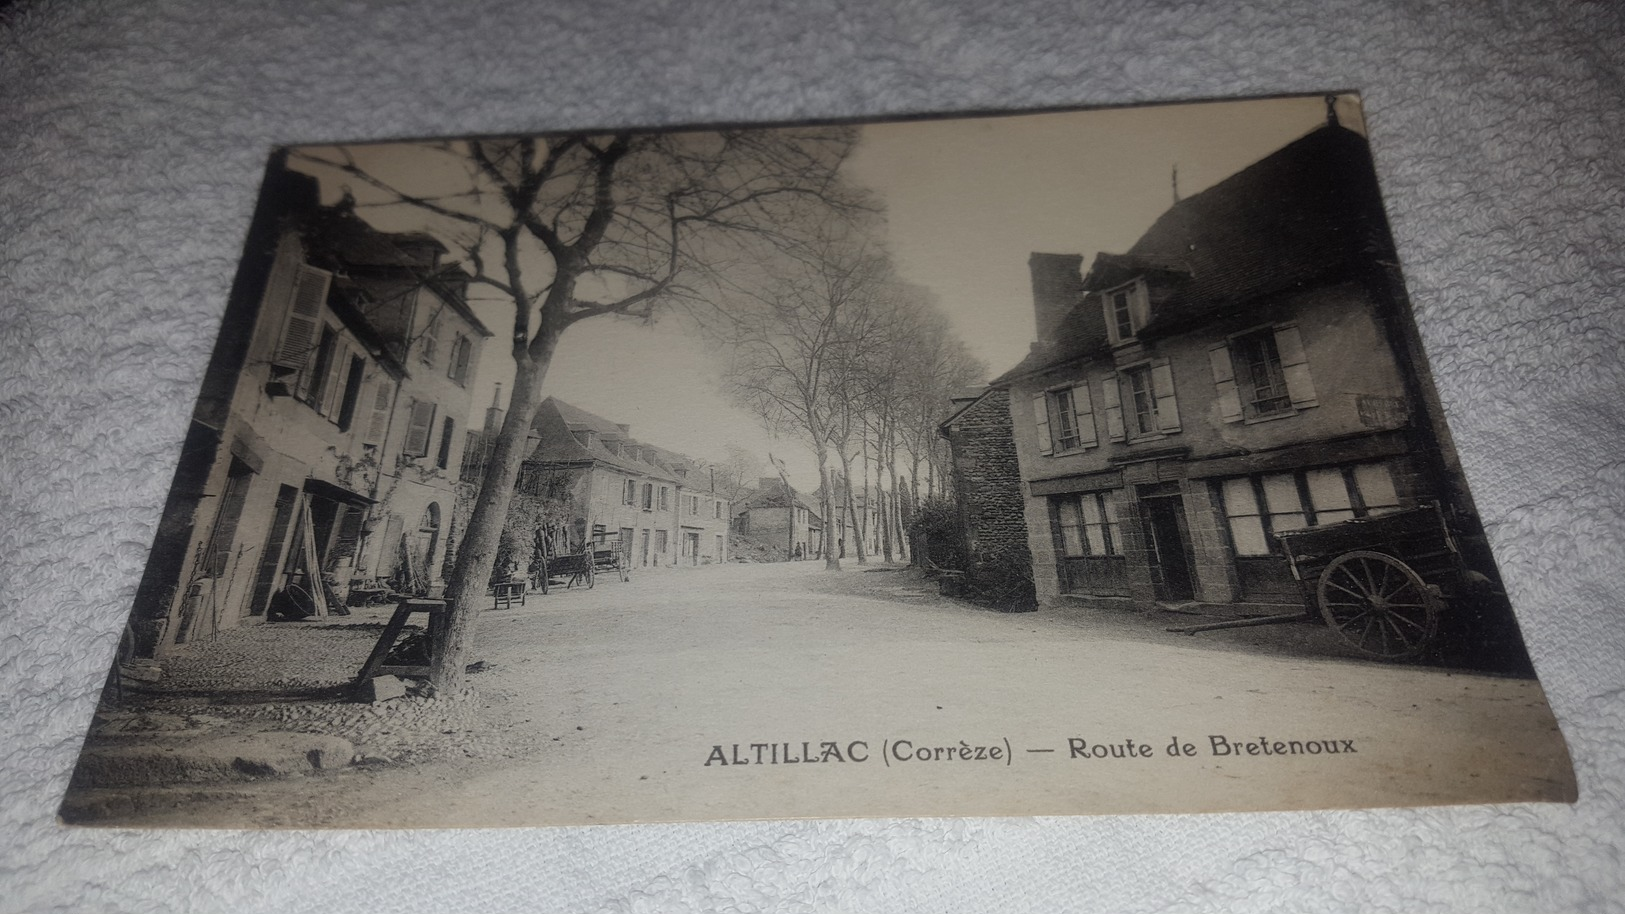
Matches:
[[1317, 550, 1441, 661]]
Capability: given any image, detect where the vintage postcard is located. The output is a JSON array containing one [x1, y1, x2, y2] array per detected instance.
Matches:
[[61, 93, 1575, 827]]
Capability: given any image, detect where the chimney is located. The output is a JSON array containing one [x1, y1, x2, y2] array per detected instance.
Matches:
[[484, 383, 505, 435], [1028, 252, 1084, 343]]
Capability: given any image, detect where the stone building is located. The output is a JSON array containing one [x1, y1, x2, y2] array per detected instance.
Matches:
[[470, 397, 732, 571], [938, 386, 1036, 609], [987, 112, 1485, 617], [734, 478, 823, 560]]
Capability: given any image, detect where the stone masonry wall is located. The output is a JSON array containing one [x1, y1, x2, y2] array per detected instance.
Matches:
[[945, 390, 1036, 611]]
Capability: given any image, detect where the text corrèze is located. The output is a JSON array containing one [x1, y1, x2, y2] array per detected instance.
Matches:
[[704, 739, 1007, 766]]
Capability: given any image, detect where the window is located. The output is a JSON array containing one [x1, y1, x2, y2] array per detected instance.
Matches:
[[659, 487, 670, 511], [1103, 361, 1180, 441], [689, 495, 700, 516], [403, 400, 436, 457], [1209, 325, 1318, 422], [1233, 330, 1291, 415], [714, 500, 723, 520], [1033, 382, 1096, 456], [1055, 491, 1123, 558], [1126, 366, 1157, 436], [641, 483, 653, 510], [437, 417, 455, 470], [1102, 279, 1148, 345], [1220, 462, 1404, 556], [623, 479, 637, 506], [655, 530, 669, 553], [1051, 388, 1079, 450], [336, 356, 365, 431], [447, 335, 472, 385]]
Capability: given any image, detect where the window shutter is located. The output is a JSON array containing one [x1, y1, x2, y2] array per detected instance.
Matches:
[[319, 342, 349, 418], [449, 337, 472, 384], [1102, 374, 1126, 442], [1032, 393, 1053, 456], [1152, 360, 1182, 432], [1070, 382, 1097, 448], [1275, 325, 1318, 408], [1208, 343, 1244, 423], [276, 265, 330, 373], [404, 400, 436, 457], [365, 379, 393, 445]]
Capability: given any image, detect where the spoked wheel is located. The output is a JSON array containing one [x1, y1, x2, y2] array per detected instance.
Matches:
[[1317, 550, 1441, 661], [584, 559, 595, 589]]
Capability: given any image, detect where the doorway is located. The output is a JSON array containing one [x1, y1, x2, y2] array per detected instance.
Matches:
[[1138, 485, 1196, 602]]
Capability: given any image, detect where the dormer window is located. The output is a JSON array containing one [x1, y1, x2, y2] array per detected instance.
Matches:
[[1103, 279, 1149, 346]]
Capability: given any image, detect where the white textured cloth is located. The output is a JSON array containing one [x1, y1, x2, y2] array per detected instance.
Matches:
[[2, 0, 1622, 911]]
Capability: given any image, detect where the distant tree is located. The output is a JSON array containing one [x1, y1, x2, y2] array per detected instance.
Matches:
[[705, 229, 892, 571]]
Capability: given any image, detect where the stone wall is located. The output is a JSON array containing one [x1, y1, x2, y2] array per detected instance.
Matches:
[[944, 390, 1037, 611]]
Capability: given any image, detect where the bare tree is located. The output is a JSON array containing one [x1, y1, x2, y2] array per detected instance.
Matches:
[[293, 127, 862, 688], [704, 230, 893, 570]]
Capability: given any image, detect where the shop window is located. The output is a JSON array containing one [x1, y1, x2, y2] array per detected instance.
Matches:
[[1054, 491, 1122, 557], [1220, 462, 1403, 556]]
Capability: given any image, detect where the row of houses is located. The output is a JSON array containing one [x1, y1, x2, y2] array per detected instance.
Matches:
[[130, 156, 744, 660], [465, 397, 735, 570], [130, 156, 492, 656], [941, 110, 1502, 626]]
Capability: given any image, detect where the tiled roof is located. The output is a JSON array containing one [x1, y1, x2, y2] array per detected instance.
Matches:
[[992, 123, 1389, 385], [530, 398, 721, 487]]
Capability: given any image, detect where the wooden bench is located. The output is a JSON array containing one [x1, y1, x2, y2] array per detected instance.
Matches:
[[491, 580, 526, 610]]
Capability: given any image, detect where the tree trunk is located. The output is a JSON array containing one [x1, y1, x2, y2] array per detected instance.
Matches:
[[837, 450, 866, 565], [816, 449, 839, 570], [430, 333, 558, 689], [886, 423, 904, 562]]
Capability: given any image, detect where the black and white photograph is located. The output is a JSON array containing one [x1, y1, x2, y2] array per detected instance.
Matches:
[[57, 92, 1576, 828]]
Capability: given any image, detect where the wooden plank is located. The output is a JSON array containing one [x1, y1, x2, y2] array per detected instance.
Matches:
[[297, 499, 330, 618], [354, 604, 415, 686]]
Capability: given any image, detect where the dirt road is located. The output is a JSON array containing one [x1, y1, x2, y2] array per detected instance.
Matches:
[[73, 561, 1574, 827]]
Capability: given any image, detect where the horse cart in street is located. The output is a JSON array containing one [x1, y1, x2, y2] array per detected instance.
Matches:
[[530, 534, 630, 595], [1176, 504, 1490, 662]]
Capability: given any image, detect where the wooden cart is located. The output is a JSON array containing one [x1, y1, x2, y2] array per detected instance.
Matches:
[[534, 550, 594, 592], [1178, 504, 1469, 662], [590, 534, 631, 583]]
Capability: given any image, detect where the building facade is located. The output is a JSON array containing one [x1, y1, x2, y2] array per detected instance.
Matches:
[[735, 477, 823, 560], [128, 160, 490, 656], [990, 116, 1480, 617], [483, 398, 732, 571]]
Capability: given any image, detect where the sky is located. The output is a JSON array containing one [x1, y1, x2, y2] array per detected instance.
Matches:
[[295, 94, 1364, 491]]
